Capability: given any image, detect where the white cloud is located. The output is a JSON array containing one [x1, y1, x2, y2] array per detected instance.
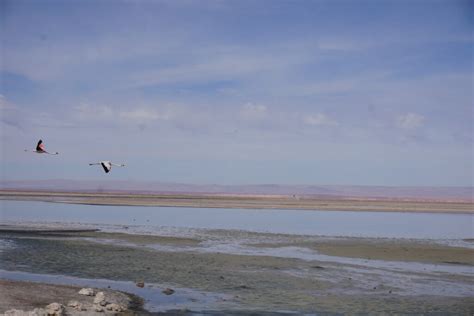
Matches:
[[0, 95, 24, 130], [75, 103, 115, 120], [396, 112, 425, 130], [303, 113, 338, 127], [0, 95, 15, 110], [240, 103, 267, 120], [74, 103, 172, 126], [119, 108, 170, 121]]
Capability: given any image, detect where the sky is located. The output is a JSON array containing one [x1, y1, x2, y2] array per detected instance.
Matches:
[[0, 0, 472, 186]]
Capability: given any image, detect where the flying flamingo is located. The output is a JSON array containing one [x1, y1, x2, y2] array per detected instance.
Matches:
[[89, 161, 125, 173], [24, 139, 59, 155]]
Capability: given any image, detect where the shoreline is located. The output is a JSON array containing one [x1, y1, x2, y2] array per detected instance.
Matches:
[[1, 190, 473, 214]]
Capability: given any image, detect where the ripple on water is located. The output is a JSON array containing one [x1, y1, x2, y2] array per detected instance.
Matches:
[[0, 238, 15, 252]]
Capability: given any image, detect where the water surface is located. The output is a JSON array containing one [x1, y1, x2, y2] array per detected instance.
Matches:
[[1, 200, 472, 239]]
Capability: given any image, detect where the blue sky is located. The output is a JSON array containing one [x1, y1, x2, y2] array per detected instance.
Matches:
[[1, 0, 472, 186]]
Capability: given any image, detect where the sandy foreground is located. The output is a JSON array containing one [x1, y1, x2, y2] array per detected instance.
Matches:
[[0, 226, 473, 315], [0, 279, 141, 315], [0, 190, 473, 213]]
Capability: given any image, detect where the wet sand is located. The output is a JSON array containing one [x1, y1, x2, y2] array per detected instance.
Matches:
[[1, 190, 473, 213], [251, 238, 474, 265], [1, 227, 473, 314]]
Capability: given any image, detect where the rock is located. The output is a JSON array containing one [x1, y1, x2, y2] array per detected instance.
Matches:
[[94, 291, 107, 306], [78, 288, 95, 296], [311, 265, 325, 269], [136, 281, 145, 288], [162, 288, 175, 295], [45, 303, 65, 316], [105, 303, 125, 312], [67, 300, 79, 307], [67, 300, 85, 311], [93, 305, 104, 312]]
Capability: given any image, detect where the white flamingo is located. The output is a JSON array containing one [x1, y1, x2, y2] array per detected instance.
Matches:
[[89, 161, 125, 173], [24, 139, 59, 155]]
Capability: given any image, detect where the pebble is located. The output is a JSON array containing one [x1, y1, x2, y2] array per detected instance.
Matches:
[[67, 300, 85, 311], [162, 288, 175, 295], [311, 265, 325, 269], [106, 303, 125, 312]]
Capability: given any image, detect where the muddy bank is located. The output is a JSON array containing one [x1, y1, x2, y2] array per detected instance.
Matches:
[[0, 226, 201, 247], [1, 229, 473, 314]]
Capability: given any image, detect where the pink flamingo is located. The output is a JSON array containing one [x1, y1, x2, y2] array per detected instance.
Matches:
[[24, 139, 59, 155]]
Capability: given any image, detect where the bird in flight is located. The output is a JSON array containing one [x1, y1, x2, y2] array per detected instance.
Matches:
[[89, 161, 126, 173], [25, 139, 59, 155]]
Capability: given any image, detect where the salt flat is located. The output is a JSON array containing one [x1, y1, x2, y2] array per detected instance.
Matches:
[[1, 190, 472, 213]]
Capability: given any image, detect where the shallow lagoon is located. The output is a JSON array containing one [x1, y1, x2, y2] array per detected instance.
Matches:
[[1, 200, 472, 239]]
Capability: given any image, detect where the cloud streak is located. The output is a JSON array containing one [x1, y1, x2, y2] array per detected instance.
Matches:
[[303, 113, 338, 127], [240, 103, 267, 121], [396, 113, 425, 130]]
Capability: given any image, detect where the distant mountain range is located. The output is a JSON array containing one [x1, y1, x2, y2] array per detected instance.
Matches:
[[0, 179, 472, 202]]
